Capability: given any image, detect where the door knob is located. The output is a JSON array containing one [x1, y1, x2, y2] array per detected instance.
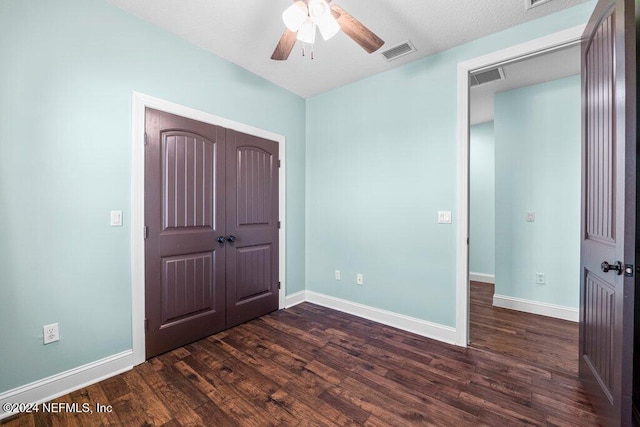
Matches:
[[226, 235, 237, 243], [601, 261, 622, 275], [217, 236, 226, 245]]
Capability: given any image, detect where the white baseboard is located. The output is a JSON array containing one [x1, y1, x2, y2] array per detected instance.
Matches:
[[0, 350, 133, 420], [493, 294, 578, 322], [305, 291, 457, 345], [284, 290, 306, 308], [469, 272, 495, 284]]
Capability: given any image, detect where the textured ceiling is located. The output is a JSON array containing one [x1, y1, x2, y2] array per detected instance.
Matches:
[[107, 0, 590, 98]]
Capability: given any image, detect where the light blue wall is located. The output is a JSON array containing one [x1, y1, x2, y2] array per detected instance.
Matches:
[[305, 2, 595, 327], [494, 76, 581, 307], [0, 0, 305, 393], [470, 122, 495, 276]]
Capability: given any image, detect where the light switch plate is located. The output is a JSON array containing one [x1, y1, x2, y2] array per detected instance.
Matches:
[[110, 210, 123, 227], [438, 211, 452, 224]]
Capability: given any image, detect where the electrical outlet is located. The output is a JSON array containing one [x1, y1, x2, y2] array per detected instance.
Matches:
[[536, 273, 545, 285], [356, 273, 364, 285], [43, 323, 59, 344], [335, 270, 341, 280]]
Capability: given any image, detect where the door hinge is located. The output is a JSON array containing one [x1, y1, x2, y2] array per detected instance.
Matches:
[[278, 281, 281, 290], [144, 318, 149, 331], [278, 221, 281, 229], [144, 132, 148, 146], [143, 226, 149, 240], [467, 237, 469, 245], [278, 160, 281, 168]]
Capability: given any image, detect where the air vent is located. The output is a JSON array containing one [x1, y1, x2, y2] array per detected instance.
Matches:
[[470, 67, 505, 87], [381, 41, 416, 61], [525, 0, 554, 10]]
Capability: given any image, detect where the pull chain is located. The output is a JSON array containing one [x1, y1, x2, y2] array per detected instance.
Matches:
[[301, 41, 314, 60]]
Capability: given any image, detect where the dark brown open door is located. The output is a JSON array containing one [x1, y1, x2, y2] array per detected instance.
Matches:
[[145, 108, 227, 358], [579, 0, 637, 425], [225, 129, 279, 328]]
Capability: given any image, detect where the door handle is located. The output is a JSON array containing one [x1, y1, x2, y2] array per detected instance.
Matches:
[[601, 261, 622, 275], [226, 235, 237, 243], [217, 236, 226, 245]]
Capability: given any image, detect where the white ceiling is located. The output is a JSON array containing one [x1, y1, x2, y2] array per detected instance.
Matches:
[[470, 43, 581, 125], [107, 0, 590, 98]]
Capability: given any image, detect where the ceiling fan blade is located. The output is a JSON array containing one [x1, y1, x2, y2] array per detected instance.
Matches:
[[271, 29, 298, 60], [330, 4, 384, 54]]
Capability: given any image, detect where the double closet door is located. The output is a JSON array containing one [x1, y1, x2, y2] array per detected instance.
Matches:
[[144, 108, 279, 359]]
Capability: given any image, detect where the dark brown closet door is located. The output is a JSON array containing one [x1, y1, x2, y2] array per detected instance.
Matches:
[[144, 108, 226, 358], [225, 129, 279, 328]]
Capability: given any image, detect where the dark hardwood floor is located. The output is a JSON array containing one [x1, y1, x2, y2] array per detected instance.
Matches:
[[2, 283, 598, 426], [469, 281, 580, 376]]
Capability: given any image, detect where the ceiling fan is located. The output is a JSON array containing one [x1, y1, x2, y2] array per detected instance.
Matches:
[[271, 0, 384, 60]]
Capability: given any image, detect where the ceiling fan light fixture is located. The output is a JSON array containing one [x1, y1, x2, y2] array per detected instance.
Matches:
[[315, 13, 340, 40], [296, 17, 316, 44], [271, 1, 384, 61], [282, 1, 307, 32], [308, 0, 330, 19]]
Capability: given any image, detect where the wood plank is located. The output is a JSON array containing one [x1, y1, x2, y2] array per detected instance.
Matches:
[[172, 358, 275, 426], [120, 369, 174, 425]]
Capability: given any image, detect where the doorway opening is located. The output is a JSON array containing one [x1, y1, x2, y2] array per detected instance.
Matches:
[[466, 44, 582, 373], [454, 25, 585, 347]]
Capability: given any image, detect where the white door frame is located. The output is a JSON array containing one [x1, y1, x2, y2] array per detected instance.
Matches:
[[130, 92, 287, 365], [455, 25, 585, 346]]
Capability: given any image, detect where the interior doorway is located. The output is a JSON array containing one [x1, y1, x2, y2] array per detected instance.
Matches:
[[454, 25, 585, 347], [466, 44, 582, 371]]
